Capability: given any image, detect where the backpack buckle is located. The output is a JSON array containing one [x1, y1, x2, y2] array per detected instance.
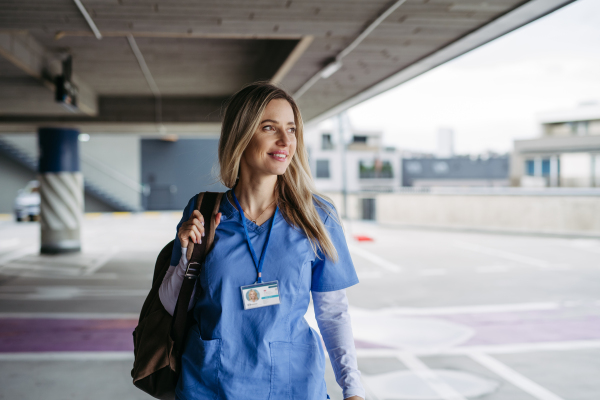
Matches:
[[184, 261, 202, 279]]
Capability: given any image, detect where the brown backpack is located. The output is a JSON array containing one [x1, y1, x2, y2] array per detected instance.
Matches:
[[131, 192, 223, 399]]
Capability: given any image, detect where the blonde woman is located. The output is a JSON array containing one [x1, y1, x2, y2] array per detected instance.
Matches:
[[159, 82, 364, 400]]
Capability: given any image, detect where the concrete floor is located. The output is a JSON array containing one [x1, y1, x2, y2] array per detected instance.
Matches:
[[1, 214, 599, 399]]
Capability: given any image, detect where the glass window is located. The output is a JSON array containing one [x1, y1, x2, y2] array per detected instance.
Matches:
[[541, 159, 551, 176], [406, 161, 422, 174], [359, 159, 393, 179], [316, 159, 330, 178], [321, 133, 334, 150], [433, 161, 449, 174], [525, 160, 535, 176]]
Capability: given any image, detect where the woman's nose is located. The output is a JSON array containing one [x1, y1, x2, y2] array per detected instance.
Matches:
[[277, 130, 293, 146]]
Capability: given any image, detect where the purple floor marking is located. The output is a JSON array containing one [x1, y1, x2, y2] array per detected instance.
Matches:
[[0, 318, 137, 353], [2, 309, 600, 352]]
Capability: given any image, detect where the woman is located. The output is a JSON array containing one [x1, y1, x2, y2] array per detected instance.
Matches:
[[159, 82, 364, 400]]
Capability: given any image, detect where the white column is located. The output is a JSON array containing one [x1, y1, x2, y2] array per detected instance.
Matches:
[[533, 156, 542, 177], [550, 155, 559, 187]]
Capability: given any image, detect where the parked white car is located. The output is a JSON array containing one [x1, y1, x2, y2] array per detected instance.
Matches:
[[14, 180, 40, 222]]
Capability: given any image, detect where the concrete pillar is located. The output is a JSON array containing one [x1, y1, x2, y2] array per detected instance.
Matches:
[[533, 156, 542, 177], [38, 127, 83, 254], [550, 155, 560, 187]]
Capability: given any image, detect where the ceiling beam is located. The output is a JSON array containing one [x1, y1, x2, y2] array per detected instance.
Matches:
[[271, 35, 313, 86], [54, 31, 303, 41], [0, 31, 98, 116], [0, 96, 227, 129]]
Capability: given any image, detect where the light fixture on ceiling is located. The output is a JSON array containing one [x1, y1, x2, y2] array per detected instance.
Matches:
[[320, 60, 343, 79]]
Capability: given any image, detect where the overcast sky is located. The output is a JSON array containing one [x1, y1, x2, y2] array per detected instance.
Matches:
[[337, 0, 600, 155]]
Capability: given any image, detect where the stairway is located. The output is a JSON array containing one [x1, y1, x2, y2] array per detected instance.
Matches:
[[0, 137, 140, 212]]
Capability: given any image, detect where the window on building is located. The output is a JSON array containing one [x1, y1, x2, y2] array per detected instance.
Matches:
[[569, 121, 589, 136], [353, 136, 368, 144], [321, 133, 334, 150], [541, 159, 551, 176], [315, 159, 330, 178], [526, 160, 535, 176], [433, 161, 449, 174], [525, 158, 551, 176], [359, 159, 393, 179], [406, 161, 422, 174]]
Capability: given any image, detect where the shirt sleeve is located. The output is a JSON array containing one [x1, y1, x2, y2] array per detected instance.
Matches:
[[159, 247, 198, 315], [311, 201, 359, 292], [169, 194, 198, 266], [313, 289, 365, 399]]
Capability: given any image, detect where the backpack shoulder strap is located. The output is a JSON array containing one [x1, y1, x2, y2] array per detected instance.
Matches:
[[171, 191, 223, 352]]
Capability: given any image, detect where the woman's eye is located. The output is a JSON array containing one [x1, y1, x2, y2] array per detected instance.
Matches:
[[263, 125, 275, 131], [288, 128, 296, 134]]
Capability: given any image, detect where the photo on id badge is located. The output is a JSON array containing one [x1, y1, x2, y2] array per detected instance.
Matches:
[[241, 281, 280, 310]]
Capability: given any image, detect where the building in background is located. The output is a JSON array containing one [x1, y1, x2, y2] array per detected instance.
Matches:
[[511, 102, 600, 187], [402, 154, 510, 187], [306, 126, 403, 220]]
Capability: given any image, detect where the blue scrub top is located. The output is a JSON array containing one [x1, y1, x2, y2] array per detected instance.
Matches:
[[171, 190, 359, 400]]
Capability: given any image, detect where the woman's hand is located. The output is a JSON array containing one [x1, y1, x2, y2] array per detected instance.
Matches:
[[178, 210, 222, 248]]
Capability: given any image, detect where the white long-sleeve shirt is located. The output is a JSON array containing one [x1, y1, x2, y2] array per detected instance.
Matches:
[[159, 247, 365, 399]]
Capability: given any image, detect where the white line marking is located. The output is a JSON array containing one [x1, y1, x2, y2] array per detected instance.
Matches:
[[0, 238, 20, 250], [0, 245, 38, 268], [0, 270, 120, 279], [0, 352, 133, 361], [454, 241, 551, 268], [355, 301, 560, 316], [396, 352, 467, 400], [468, 352, 565, 400], [348, 245, 402, 273], [82, 247, 119, 275], [0, 287, 149, 300], [355, 340, 600, 357], [0, 312, 138, 319]]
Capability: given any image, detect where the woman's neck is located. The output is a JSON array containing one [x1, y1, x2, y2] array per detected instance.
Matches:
[[232, 173, 278, 219]]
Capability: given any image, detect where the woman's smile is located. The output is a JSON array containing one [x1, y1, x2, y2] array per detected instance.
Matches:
[[267, 151, 288, 162]]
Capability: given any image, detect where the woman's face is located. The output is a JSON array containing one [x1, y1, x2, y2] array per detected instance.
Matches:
[[249, 290, 257, 301], [241, 99, 297, 179]]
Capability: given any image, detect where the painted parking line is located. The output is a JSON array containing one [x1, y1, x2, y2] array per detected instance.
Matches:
[[0, 287, 149, 300], [347, 244, 402, 273], [0, 313, 138, 319], [469, 352, 565, 400], [82, 247, 119, 275], [355, 340, 600, 357], [358, 301, 560, 316], [0, 352, 133, 361], [396, 352, 467, 400], [453, 241, 562, 269], [0, 245, 38, 268]]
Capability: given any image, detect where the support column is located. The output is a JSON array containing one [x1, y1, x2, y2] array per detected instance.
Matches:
[[549, 155, 560, 187], [38, 127, 83, 254]]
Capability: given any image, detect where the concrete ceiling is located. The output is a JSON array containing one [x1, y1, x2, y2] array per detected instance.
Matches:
[[0, 0, 576, 133]]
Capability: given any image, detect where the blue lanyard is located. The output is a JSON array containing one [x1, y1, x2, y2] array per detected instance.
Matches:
[[231, 189, 278, 284]]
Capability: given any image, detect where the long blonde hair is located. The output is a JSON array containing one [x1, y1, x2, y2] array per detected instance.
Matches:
[[218, 82, 339, 262]]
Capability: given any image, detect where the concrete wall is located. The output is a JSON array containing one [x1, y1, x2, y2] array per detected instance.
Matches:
[[0, 133, 141, 210], [377, 192, 600, 236], [0, 150, 116, 214], [80, 134, 142, 209], [0, 152, 36, 214]]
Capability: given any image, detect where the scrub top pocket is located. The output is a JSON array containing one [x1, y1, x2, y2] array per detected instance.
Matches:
[[178, 325, 221, 399], [269, 341, 326, 400]]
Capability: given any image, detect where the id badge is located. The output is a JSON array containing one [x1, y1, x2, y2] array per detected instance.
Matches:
[[240, 280, 280, 310]]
